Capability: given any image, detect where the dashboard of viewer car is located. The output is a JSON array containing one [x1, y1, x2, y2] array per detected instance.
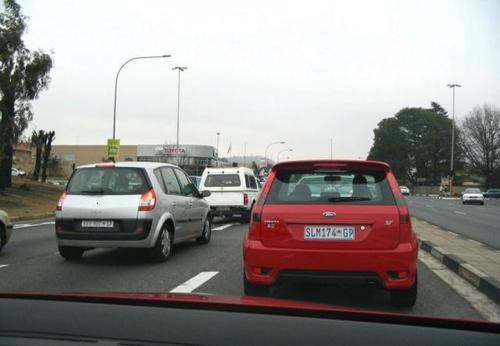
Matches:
[[0, 294, 499, 345]]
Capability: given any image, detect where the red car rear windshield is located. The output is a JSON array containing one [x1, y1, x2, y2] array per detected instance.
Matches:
[[67, 167, 149, 195], [266, 169, 395, 205]]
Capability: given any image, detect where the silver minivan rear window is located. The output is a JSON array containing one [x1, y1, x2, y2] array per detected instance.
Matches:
[[67, 167, 149, 195]]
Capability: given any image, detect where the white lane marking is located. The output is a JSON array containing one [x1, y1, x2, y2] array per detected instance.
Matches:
[[170, 271, 219, 293], [419, 252, 500, 322], [454, 211, 467, 216], [0, 264, 9, 269], [14, 221, 55, 229], [425, 204, 433, 208], [212, 224, 234, 231], [55, 251, 60, 255]]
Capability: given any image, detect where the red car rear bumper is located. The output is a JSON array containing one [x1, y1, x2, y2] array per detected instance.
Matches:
[[244, 238, 418, 289]]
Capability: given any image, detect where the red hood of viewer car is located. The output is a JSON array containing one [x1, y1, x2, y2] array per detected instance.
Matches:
[[0, 291, 498, 332]]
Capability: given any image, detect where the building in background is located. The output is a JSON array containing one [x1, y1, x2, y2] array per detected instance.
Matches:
[[51, 145, 137, 177], [13, 143, 34, 174], [51, 144, 226, 177], [228, 155, 270, 169], [52, 145, 137, 166], [137, 144, 227, 176]]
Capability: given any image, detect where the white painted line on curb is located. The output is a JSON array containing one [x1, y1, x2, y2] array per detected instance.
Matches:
[[419, 252, 500, 322], [468, 239, 483, 246], [170, 271, 219, 293], [0, 264, 9, 269], [212, 224, 234, 231], [446, 231, 459, 237], [454, 211, 467, 216], [14, 221, 55, 229]]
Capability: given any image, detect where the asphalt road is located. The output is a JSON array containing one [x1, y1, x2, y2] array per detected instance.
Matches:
[[407, 196, 500, 249], [0, 217, 484, 321]]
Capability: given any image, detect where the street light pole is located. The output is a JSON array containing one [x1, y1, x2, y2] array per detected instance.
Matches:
[[277, 148, 293, 162], [172, 66, 188, 154], [216, 132, 220, 167], [330, 137, 333, 159], [447, 83, 461, 195], [264, 141, 285, 171], [112, 54, 171, 140]]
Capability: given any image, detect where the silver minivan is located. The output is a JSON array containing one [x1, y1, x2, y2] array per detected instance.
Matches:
[[55, 162, 212, 262]]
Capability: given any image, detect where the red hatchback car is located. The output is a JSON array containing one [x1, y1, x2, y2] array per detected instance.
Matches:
[[243, 160, 418, 307]]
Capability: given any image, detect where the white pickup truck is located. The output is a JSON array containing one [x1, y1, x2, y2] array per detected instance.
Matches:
[[199, 167, 260, 219]]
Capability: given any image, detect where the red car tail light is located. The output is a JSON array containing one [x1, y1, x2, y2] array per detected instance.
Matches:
[[399, 213, 410, 224], [138, 188, 156, 211], [243, 193, 249, 205], [395, 196, 413, 242], [247, 219, 262, 240], [56, 192, 67, 211], [247, 172, 274, 241]]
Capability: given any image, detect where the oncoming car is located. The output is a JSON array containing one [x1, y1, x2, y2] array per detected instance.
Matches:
[[55, 162, 212, 262], [483, 188, 500, 199], [0, 210, 13, 254], [243, 160, 418, 307], [461, 188, 485, 205], [399, 186, 410, 196], [11, 167, 26, 177]]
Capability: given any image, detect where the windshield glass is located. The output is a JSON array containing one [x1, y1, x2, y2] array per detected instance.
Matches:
[[204, 174, 241, 187], [67, 167, 149, 195], [0, 0, 498, 328], [267, 170, 394, 205]]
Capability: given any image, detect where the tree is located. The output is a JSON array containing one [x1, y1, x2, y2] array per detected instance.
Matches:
[[460, 105, 500, 188], [368, 117, 410, 182], [430, 101, 447, 116], [0, 0, 53, 189], [251, 161, 259, 176], [31, 129, 45, 180], [41, 130, 55, 182], [368, 102, 461, 184]]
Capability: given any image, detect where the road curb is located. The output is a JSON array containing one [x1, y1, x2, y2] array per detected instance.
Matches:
[[11, 212, 55, 222], [418, 238, 500, 303]]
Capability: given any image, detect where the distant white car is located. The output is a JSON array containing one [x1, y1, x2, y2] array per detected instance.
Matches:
[[461, 188, 484, 205], [199, 167, 260, 220], [399, 186, 410, 196], [11, 167, 26, 177]]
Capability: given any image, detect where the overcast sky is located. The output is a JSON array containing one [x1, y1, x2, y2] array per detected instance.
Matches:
[[17, 0, 500, 160]]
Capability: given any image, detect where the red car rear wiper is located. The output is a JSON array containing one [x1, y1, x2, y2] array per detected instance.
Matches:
[[326, 197, 372, 202]]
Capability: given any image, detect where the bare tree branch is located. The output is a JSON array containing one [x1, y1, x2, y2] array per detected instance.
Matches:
[[460, 105, 500, 188]]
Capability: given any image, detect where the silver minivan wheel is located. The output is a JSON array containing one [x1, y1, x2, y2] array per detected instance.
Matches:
[[151, 226, 172, 262], [161, 228, 171, 256], [196, 217, 211, 244]]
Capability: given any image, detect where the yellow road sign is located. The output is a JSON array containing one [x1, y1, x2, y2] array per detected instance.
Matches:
[[107, 139, 120, 159]]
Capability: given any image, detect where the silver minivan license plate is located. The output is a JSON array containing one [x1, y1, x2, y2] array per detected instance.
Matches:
[[81, 220, 114, 228]]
